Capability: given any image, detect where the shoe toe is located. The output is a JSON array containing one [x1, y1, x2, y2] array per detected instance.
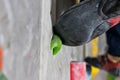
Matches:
[[84, 57, 102, 69]]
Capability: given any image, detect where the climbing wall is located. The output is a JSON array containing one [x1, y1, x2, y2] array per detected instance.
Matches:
[[0, 0, 84, 80], [42, 0, 85, 80], [0, 0, 119, 80], [0, 0, 40, 80]]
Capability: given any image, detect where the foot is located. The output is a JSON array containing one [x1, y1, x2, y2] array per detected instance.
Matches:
[[85, 54, 120, 77]]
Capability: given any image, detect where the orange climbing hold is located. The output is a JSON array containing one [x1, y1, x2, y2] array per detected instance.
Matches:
[[0, 48, 3, 71]]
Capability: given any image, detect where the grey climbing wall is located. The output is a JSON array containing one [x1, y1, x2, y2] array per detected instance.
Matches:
[[0, 0, 84, 80], [40, 0, 84, 80], [0, 0, 119, 80], [0, 0, 40, 80]]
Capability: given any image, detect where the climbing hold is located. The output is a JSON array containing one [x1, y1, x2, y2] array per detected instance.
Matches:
[[91, 66, 99, 80], [91, 38, 100, 79], [0, 72, 7, 80], [70, 61, 92, 80], [107, 74, 116, 80], [50, 35, 62, 56], [70, 61, 86, 80], [0, 48, 3, 71]]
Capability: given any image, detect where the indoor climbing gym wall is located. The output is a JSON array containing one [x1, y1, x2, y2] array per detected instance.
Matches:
[[0, 0, 120, 80], [0, 0, 41, 80]]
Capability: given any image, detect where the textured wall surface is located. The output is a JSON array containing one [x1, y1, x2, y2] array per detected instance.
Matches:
[[0, 0, 84, 80], [40, 0, 84, 80], [0, 0, 40, 80], [0, 0, 119, 80]]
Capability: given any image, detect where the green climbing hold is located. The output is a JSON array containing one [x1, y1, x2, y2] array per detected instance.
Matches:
[[0, 72, 7, 80], [107, 74, 116, 80], [50, 34, 62, 56]]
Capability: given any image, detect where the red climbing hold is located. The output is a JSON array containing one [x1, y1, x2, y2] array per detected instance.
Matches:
[[70, 61, 86, 80], [0, 48, 3, 71]]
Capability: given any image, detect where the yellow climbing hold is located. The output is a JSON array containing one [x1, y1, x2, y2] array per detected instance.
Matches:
[[91, 38, 99, 80], [91, 66, 100, 80], [92, 38, 99, 57]]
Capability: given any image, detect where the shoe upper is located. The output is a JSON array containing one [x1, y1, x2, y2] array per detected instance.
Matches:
[[53, 0, 110, 46], [53, 0, 120, 46]]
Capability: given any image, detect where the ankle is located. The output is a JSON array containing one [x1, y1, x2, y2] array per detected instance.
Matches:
[[107, 54, 120, 63]]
